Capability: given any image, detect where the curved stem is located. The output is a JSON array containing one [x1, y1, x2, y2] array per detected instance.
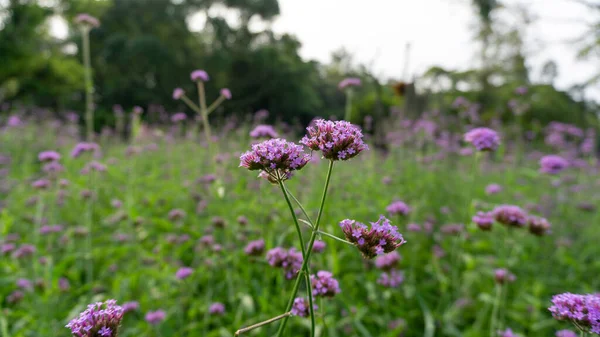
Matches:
[[282, 184, 314, 225], [278, 179, 315, 336], [317, 230, 353, 245], [276, 160, 334, 337], [490, 283, 503, 337]]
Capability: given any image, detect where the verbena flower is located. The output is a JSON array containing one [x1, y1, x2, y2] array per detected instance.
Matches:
[[220, 88, 232, 99], [38, 151, 61, 162], [486, 183, 502, 195], [74, 13, 100, 27], [172, 88, 185, 100], [175, 267, 193, 280], [339, 216, 406, 259], [291, 297, 317, 317], [209, 302, 225, 315], [145, 310, 166, 324], [493, 205, 528, 228], [464, 127, 500, 151], [386, 201, 411, 217], [549, 293, 600, 334], [312, 240, 326, 253], [301, 119, 368, 161], [190, 69, 209, 82], [239, 138, 310, 183], [338, 77, 361, 90], [310, 271, 341, 298], [540, 155, 569, 175], [374, 251, 401, 271], [528, 216, 551, 236], [71, 142, 99, 158], [171, 112, 187, 123], [266, 247, 303, 280], [244, 239, 265, 256], [440, 224, 465, 235], [494, 268, 516, 284], [249, 125, 279, 139], [66, 299, 124, 337], [32, 179, 50, 189], [473, 211, 494, 231], [377, 269, 404, 288], [133, 106, 143, 115], [122, 302, 139, 313], [498, 328, 519, 337], [556, 330, 577, 337], [168, 209, 186, 221]]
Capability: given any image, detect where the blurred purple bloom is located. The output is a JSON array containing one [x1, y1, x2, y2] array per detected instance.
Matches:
[[38, 151, 61, 162], [377, 269, 404, 288], [540, 155, 569, 174], [494, 268, 516, 284], [220, 88, 232, 99], [473, 211, 494, 231], [338, 77, 361, 90], [374, 251, 401, 271], [190, 69, 209, 82], [386, 200, 411, 216], [311, 271, 341, 298], [145, 310, 166, 324], [249, 125, 279, 139], [291, 297, 317, 317], [485, 183, 502, 195], [464, 127, 500, 152], [312, 240, 326, 253], [209, 302, 225, 315], [493, 205, 528, 228], [172, 88, 185, 100], [171, 112, 187, 123], [176, 267, 193, 280], [244, 239, 265, 256], [74, 13, 100, 27]]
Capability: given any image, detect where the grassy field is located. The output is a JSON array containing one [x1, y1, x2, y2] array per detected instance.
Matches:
[[1, 116, 599, 337]]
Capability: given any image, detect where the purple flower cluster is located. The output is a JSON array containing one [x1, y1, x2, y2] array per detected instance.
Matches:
[[71, 142, 99, 158], [38, 151, 61, 162], [493, 205, 528, 228], [339, 216, 406, 259], [494, 269, 516, 284], [377, 270, 404, 288], [528, 216, 551, 236], [220, 88, 232, 100], [249, 125, 279, 139], [74, 13, 100, 27], [540, 155, 569, 175], [172, 88, 185, 100], [190, 69, 209, 82], [338, 77, 361, 90], [310, 271, 341, 298], [301, 119, 368, 161], [209, 302, 225, 315], [175, 267, 193, 280], [239, 138, 310, 182], [386, 201, 411, 216], [66, 300, 124, 337], [244, 239, 265, 256], [312, 240, 326, 253], [556, 330, 577, 337], [486, 183, 503, 195], [549, 293, 600, 334], [464, 127, 500, 151], [291, 297, 317, 317], [374, 251, 401, 271], [498, 328, 518, 337], [473, 211, 494, 231], [171, 112, 187, 123], [266, 247, 303, 279], [145, 310, 166, 324]]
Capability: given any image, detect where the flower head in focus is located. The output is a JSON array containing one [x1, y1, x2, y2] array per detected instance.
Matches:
[[339, 215, 406, 259], [301, 119, 368, 161], [239, 138, 310, 183]]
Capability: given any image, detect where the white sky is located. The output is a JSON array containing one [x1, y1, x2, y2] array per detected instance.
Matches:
[[47, 0, 598, 99], [272, 0, 599, 99]]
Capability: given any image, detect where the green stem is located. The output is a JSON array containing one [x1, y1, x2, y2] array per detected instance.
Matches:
[[276, 160, 334, 337], [490, 283, 503, 337], [277, 178, 315, 337], [82, 27, 94, 141], [317, 230, 353, 245], [282, 184, 314, 225], [206, 96, 226, 116]]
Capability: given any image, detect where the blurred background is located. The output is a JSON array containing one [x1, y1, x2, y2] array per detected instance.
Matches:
[[0, 0, 599, 131]]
